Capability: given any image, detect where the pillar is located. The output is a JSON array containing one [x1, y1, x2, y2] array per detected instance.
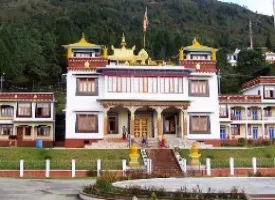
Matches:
[[262, 123, 265, 139], [229, 157, 234, 176], [206, 158, 211, 176], [20, 160, 24, 178], [252, 157, 257, 175], [31, 125, 35, 141], [245, 123, 248, 140], [244, 106, 248, 120], [45, 159, 50, 178], [129, 107, 137, 136], [97, 159, 101, 177], [103, 108, 109, 135], [183, 110, 189, 137], [156, 107, 163, 137], [228, 125, 232, 140], [179, 110, 184, 138]]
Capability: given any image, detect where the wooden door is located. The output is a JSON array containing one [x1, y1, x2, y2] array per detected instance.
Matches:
[[16, 127, 23, 147], [134, 116, 149, 138]]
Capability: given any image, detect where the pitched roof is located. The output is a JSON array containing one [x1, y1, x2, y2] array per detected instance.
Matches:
[[241, 76, 275, 91]]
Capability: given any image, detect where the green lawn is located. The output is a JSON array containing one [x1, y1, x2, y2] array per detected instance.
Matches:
[[177, 146, 275, 168], [0, 148, 129, 170]]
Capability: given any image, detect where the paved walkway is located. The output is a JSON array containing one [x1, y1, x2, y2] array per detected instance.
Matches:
[[113, 177, 275, 194], [0, 178, 94, 200]]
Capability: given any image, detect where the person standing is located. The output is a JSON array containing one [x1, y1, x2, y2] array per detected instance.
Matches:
[[122, 126, 127, 140]]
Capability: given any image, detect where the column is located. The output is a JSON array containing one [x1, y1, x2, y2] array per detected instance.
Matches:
[[156, 107, 163, 137], [31, 125, 35, 140], [245, 123, 248, 140], [183, 110, 189, 137], [228, 125, 232, 140], [129, 107, 137, 136], [262, 123, 265, 139], [244, 106, 248, 120], [179, 110, 184, 138], [103, 108, 109, 135]]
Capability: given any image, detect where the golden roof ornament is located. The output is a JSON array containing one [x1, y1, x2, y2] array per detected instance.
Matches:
[[121, 33, 127, 48], [84, 61, 90, 68]]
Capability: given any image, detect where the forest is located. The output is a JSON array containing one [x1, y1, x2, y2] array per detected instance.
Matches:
[[0, 0, 275, 102]]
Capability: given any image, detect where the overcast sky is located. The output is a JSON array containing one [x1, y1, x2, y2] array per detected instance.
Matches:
[[219, 0, 274, 16]]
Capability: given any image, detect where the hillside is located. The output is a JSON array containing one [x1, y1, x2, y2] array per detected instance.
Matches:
[[0, 0, 274, 90]]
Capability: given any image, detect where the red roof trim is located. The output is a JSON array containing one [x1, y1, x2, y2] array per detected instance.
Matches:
[[0, 93, 54, 102], [219, 95, 261, 103], [242, 76, 275, 90]]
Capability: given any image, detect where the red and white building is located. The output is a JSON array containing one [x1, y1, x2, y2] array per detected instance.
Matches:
[[219, 76, 275, 142], [64, 34, 221, 148], [0, 92, 55, 147]]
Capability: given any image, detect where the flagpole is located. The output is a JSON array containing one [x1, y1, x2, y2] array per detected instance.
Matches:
[[144, 32, 146, 49]]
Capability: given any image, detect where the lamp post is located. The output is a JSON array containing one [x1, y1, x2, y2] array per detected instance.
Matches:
[[0, 73, 4, 92]]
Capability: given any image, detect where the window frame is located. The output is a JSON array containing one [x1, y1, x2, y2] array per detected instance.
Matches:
[[37, 126, 51, 137], [75, 113, 99, 133], [76, 78, 98, 96], [0, 105, 14, 117], [0, 124, 13, 136], [35, 103, 51, 118], [189, 79, 209, 97], [264, 86, 275, 99], [189, 115, 210, 134], [219, 105, 228, 118], [16, 103, 32, 118]]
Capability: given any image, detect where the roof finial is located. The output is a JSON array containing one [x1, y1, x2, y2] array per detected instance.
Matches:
[[121, 33, 126, 47]]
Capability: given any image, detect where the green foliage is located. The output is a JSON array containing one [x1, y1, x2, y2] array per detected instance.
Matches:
[[0, 0, 275, 94]]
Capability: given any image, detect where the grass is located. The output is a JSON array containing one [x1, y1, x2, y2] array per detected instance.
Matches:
[[0, 148, 128, 170], [178, 146, 275, 168]]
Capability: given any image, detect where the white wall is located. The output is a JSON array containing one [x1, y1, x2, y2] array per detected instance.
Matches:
[[187, 73, 220, 139]]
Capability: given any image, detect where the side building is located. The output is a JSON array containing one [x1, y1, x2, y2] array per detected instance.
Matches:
[[64, 34, 220, 148], [219, 76, 275, 142], [0, 92, 55, 147]]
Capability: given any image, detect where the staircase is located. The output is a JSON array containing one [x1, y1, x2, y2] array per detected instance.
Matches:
[[146, 149, 183, 177], [85, 138, 128, 149], [165, 137, 214, 149], [249, 194, 275, 200]]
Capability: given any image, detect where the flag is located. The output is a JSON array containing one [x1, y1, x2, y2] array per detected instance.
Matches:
[[143, 7, 149, 32]]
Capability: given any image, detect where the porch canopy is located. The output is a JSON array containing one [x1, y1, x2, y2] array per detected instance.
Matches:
[[97, 99, 190, 138]]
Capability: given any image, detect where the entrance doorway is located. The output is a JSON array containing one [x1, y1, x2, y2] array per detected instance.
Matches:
[[134, 115, 150, 138], [108, 114, 118, 135], [16, 127, 23, 147]]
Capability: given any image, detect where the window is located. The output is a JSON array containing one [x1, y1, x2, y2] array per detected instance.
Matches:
[[17, 103, 32, 117], [1, 105, 13, 117], [190, 115, 210, 134], [219, 105, 228, 118], [24, 126, 32, 136], [76, 114, 98, 133], [231, 125, 240, 135], [108, 76, 131, 93], [189, 80, 209, 96], [159, 77, 183, 93], [36, 103, 50, 118], [163, 116, 176, 133], [76, 78, 98, 96], [264, 86, 275, 99], [264, 107, 272, 117], [0, 125, 13, 136], [134, 77, 158, 93], [37, 126, 50, 136]]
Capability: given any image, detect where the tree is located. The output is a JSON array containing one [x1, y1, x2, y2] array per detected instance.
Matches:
[[236, 49, 266, 87], [265, 32, 273, 51]]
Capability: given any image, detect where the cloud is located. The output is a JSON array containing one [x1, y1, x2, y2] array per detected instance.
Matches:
[[218, 0, 274, 16]]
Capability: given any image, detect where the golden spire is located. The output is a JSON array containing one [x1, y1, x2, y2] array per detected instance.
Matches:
[[121, 33, 126, 48]]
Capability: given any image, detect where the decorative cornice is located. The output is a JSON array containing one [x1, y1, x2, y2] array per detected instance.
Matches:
[[0, 92, 54, 102], [219, 95, 261, 103]]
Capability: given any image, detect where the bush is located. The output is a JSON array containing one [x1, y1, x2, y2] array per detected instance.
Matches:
[[238, 138, 245, 145], [247, 139, 254, 145], [263, 140, 271, 146], [86, 169, 97, 177]]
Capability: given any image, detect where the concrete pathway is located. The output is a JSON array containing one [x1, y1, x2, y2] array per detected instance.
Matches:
[[0, 178, 95, 200], [113, 177, 275, 194]]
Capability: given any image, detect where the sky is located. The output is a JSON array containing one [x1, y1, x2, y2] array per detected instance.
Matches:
[[219, 0, 274, 16]]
